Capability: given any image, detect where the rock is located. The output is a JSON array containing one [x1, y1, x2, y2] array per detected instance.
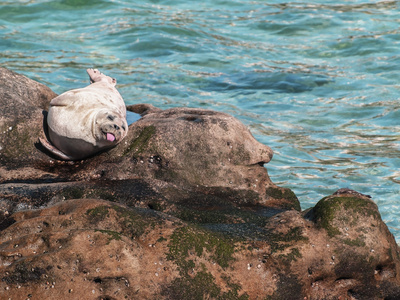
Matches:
[[301, 191, 400, 298], [1, 192, 400, 299], [124, 104, 273, 190], [0, 67, 299, 213], [0, 67, 57, 166], [1, 67, 400, 298]]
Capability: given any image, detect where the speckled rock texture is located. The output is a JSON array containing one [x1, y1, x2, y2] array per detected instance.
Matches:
[[1, 193, 400, 299], [1, 68, 400, 299]]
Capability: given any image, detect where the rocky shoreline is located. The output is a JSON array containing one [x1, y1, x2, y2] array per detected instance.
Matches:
[[1, 67, 400, 299]]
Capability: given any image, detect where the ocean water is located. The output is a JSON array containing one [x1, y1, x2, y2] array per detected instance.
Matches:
[[1, 0, 400, 240]]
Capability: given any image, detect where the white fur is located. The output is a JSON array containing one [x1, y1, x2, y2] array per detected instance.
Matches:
[[43, 69, 128, 160]]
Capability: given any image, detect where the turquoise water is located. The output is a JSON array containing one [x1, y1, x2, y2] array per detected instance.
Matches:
[[1, 0, 400, 240]]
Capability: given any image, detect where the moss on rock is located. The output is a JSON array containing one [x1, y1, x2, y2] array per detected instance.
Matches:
[[123, 125, 156, 156], [164, 270, 249, 300], [278, 247, 302, 266], [164, 224, 251, 299], [164, 271, 221, 300], [0, 122, 41, 161], [95, 229, 123, 244], [86, 204, 155, 239], [342, 237, 366, 247], [61, 186, 86, 200], [167, 225, 236, 273], [111, 204, 153, 238], [269, 226, 309, 254], [161, 268, 249, 300], [86, 205, 110, 223], [311, 195, 380, 237], [265, 186, 301, 211]]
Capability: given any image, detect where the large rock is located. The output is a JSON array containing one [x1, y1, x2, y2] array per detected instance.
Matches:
[[1, 192, 399, 299], [0, 67, 57, 165], [0, 67, 299, 214], [1, 67, 400, 299]]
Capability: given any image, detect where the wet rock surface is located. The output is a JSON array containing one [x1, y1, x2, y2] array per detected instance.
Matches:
[[1, 67, 400, 299]]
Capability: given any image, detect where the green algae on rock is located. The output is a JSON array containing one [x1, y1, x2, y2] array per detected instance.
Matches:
[[167, 225, 236, 272], [265, 186, 301, 211], [122, 125, 156, 157], [306, 192, 380, 237]]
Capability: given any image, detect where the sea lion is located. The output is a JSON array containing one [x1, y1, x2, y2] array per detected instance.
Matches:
[[39, 69, 128, 160]]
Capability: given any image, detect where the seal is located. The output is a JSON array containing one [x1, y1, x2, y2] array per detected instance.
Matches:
[[39, 69, 128, 160]]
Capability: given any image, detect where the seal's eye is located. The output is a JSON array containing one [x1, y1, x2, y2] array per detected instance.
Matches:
[[122, 125, 126, 131], [107, 115, 115, 121]]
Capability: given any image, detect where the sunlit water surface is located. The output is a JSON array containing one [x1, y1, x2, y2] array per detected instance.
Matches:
[[1, 0, 400, 240]]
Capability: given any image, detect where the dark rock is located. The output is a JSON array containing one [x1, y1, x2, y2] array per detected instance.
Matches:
[[1, 68, 400, 299], [0, 67, 57, 166]]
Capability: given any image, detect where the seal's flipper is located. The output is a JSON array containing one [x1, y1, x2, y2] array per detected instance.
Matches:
[[49, 91, 81, 107], [87, 68, 116, 86], [39, 137, 74, 161]]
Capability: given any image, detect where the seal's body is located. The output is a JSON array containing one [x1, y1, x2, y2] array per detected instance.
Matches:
[[40, 69, 128, 160]]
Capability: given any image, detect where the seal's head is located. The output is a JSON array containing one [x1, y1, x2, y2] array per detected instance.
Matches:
[[93, 109, 128, 147]]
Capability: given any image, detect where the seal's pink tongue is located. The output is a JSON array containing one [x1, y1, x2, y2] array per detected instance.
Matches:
[[106, 133, 115, 142]]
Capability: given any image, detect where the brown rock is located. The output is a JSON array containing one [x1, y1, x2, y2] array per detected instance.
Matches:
[[1, 192, 400, 299]]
